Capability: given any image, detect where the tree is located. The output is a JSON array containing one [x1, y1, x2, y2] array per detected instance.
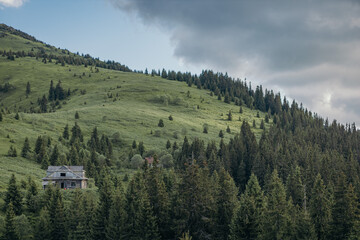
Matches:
[[252, 119, 256, 128], [62, 124, 69, 140], [169, 115, 173, 121], [4, 174, 22, 216], [203, 125, 208, 134], [138, 141, 145, 156], [75, 111, 79, 119], [219, 130, 224, 138], [49, 189, 67, 240], [240, 107, 243, 114], [226, 125, 231, 133], [227, 110, 232, 121], [49, 145, 59, 165], [309, 174, 331, 240], [21, 137, 31, 158], [106, 186, 127, 240], [166, 140, 171, 149], [4, 203, 19, 240], [25, 177, 38, 213], [48, 80, 55, 101], [158, 119, 164, 127], [0, 112, 2, 121], [132, 140, 137, 149], [229, 174, 265, 240], [14, 112, 19, 120], [26, 81, 31, 96], [7, 145, 17, 157], [34, 207, 51, 240], [262, 169, 293, 239]]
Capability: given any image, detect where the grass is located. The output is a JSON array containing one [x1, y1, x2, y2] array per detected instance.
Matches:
[[0, 29, 272, 192]]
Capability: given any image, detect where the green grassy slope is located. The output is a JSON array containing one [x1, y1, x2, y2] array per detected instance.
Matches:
[[0, 26, 272, 191]]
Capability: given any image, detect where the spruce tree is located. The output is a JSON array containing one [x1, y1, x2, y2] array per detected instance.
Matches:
[[75, 111, 79, 119], [158, 119, 164, 127], [4, 203, 19, 240], [26, 81, 31, 95], [35, 208, 51, 240], [0, 112, 3, 121], [215, 168, 239, 240], [309, 174, 332, 240], [4, 174, 22, 216], [49, 145, 59, 165], [262, 169, 292, 239], [132, 140, 137, 149], [138, 141, 145, 156], [106, 185, 127, 240], [49, 189, 67, 240], [229, 173, 265, 240], [166, 140, 171, 149], [62, 124, 69, 140], [21, 137, 31, 158], [25, 176, 38, 213]]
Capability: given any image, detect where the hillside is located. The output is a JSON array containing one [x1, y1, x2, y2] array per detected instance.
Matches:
[[0, 24, 271, 191]]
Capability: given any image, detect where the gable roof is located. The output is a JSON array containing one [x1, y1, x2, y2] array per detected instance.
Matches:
[[43, 165, 87, 181]]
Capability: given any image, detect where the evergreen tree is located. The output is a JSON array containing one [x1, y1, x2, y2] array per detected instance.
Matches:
[[62, 124, 69, 140], [226, 125, 231, 133], [7, 145, 17, 157], [215, 168, 239, 240], [49, 145, 59, 165], [166, 140, 171, 149], [0, 112, 2, 121], [132, 140, 137, 149], [92, 173, 113, 240], [25, 176, 38, 213], [138, 141, 145, 156], [75, 111, 79, 119], [21, 137, 31, 158], [169, 115, 173, 121], [14, 112, 19, 120], [49, 189, 67, 240], [158, 119, 164, 127], [309, 174, 332, 240], [4, 203, 19, 240], [35, 207, 51, 240], [286, 166, 304, 208], [48, 80, 55, 101], [26, 81, 31, 96], [106, 185, 127, 240], [4, 174, 22, 216], [262, 170, 292, 239], [219, 130, 224, 138], [227, 110, 232, 121], [229, 173, 265, 240]]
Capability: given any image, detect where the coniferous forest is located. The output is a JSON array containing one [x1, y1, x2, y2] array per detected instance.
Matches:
[[1, 24, 360, 240]]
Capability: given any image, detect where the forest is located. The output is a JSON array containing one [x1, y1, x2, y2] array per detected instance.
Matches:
[[1, 23, 360, 240]]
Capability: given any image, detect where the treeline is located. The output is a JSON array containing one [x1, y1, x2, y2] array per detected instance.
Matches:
[[0, 49, 131, 72]]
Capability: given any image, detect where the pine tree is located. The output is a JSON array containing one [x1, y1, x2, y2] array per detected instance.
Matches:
[[132, 140, 137, 149], [309, 174, 332, 240], [62, 124, 69, 140], [138, 141, 145, 156], [262, 169, 292, 240], [0, 112, 3, 121], [35, 208, 51, 240], [229, 173, 265, 240], [25, 176, 38, 213], [219, 130, 224, 138], [49, 189, 67, 240], [286, 166, 304, 208], [166, 140, 171, 149], [215, 168, 239, 240], [48, 80, 55, 101], [75, 111, 79, 119], [158, 119, 164, 127], [226, 125, 231, 133], [21, 137, 31, 158], [4, 203, 19, 240], [7, 145, 17, 157], [4, 174, 22, 216], [227, 110, 232, 121], [106, 185, 127, 240], [92, 173, 113, 240], [26, 81, 31, 96], [49, 145, 59, 165]]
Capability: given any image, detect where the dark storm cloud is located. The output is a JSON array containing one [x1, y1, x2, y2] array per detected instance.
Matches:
[[111, 0, 360, 125]]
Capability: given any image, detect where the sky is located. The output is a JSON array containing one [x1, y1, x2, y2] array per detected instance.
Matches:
[[1, 0, 360, 126]]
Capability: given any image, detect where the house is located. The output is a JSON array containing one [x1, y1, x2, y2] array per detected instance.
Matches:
[[145, 156, 154, 166], [42, 166, 88, 189]]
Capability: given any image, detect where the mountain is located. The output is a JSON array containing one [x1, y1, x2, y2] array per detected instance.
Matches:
[[0, 24, 270, 191]]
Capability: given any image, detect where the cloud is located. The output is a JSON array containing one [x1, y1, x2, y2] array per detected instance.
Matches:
[[111, 0, 360, 125], [0, 0, 27, 8]]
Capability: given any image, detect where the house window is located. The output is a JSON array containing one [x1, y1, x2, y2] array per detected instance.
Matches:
[[60, 173, 66, 177], [71, 182, 76, 187]]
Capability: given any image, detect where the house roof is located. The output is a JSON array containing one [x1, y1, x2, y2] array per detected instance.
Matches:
[[43, 165, 87, 181]]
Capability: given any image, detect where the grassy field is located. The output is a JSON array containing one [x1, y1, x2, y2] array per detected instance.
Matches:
[[0, 29, 272, 192]]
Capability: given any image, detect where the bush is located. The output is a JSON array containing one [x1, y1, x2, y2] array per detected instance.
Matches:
[[160, 154, 174, 168], [130, 154, 144, 169]]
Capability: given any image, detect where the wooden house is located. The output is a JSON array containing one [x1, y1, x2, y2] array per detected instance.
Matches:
[[42, 166, 88, 189]]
